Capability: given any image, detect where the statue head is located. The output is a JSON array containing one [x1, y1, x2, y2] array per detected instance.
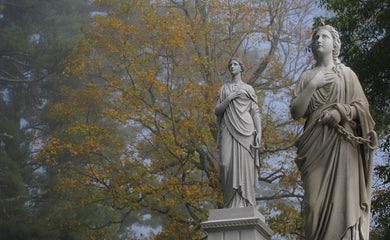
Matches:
[[311, 23, 341, 63], [228, 57, 245, 75]]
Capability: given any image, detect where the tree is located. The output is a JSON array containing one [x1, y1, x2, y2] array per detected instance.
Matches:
[[0, 85, 36, 239], [0, 1, 54, 238], [37, 0, 316, 238], [318, 0, 390, 237], [0, 0, 94, 239]]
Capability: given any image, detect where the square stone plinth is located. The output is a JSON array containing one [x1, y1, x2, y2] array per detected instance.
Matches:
[[201, 207, 273, 240]]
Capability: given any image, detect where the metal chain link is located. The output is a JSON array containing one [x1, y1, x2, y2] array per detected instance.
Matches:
[[317, 110, 378, 149], [336, 125, 378, 150], [336, 125, 370, 144], [316, 110, 379, 150]]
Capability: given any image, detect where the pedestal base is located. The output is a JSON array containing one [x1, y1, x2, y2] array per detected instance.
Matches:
[[201, 207, 273, 240]]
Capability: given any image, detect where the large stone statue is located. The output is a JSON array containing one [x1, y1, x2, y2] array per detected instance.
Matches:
[[290, 23, 378, 239], [215, 57, 261, 208]]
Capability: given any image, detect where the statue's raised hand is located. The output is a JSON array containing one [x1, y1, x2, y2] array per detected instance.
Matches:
[[228, 89, 246, 101], [310, 71, 336, 89]]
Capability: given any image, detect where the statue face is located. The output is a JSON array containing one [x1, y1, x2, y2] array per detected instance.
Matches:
[[229, 60, 242, 75], [313, 29, 334, 57]]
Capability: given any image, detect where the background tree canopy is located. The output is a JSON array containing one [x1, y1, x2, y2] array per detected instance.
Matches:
[[36, 0, 313, 238]]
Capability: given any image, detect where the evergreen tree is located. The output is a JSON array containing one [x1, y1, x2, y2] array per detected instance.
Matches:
[[0, 0, 93, 239]]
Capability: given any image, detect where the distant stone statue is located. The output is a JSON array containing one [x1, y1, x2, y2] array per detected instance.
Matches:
[[215, 57, 261, 208], [290, 23, 378, 239]]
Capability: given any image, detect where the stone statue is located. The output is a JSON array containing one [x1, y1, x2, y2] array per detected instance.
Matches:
[[290, 23, 378, 240], [215, 57, 261, 208]]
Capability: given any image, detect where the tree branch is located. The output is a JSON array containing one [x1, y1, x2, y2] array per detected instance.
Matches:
[[256, 193, 303, 201], [0, 73, 52, 84]]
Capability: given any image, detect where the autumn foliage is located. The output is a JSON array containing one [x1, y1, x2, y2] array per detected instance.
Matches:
[[35, 0, 314, 238]]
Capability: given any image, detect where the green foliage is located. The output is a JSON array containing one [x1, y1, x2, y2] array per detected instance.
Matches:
[[372, 164, 390, 234], [0, 84, 41, 239], [0, 0, 95, 239]]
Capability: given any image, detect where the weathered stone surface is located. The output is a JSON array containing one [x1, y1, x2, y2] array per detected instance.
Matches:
[[215, 57, 261, 208], [290, 23, 377, 240], [201, 207, 273, 240]]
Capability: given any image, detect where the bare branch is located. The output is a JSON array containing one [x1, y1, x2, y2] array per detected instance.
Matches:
[[261, 144, 295, 154], [248, 35, 279, 85], [256, 193, 303, 201], [0, 73, 52, 84], [259, 167, 285, 183], [0, 132, 13, 139]]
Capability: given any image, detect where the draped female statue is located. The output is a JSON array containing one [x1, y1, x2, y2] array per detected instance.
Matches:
[[290, 24, 377, 239], [215, 57, 261, 208]]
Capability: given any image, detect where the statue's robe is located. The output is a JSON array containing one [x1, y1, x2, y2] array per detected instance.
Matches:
[[216, 82, 260, 208], [292, 64, 376, 240]]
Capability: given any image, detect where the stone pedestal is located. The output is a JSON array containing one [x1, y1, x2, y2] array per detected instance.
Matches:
[[201, 207, 273, 240]]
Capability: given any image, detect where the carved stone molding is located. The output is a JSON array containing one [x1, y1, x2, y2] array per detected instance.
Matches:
[[201, 207, 273, 240]]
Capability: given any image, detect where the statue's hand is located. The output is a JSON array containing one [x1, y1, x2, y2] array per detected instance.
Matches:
[[310, 72, 336, 89], [228, 90, 246, 101], [255, 134, 261, 146], [319, 109, 341, 127], [251, 131, 262, 150]]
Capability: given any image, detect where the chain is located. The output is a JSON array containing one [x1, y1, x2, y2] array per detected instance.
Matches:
[[336, 125, 369, 144], [336, 125, 378, 150], [317, 110, 378, 149]]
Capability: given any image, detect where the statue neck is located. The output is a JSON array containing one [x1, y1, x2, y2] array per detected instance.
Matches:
[[316, 54, 334, 69], [231, 74, 243, 84]]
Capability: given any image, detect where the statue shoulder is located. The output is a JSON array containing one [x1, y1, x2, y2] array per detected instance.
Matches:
[[335, 63, 349, 72], [242, 82, 255, 92], [298, 69, 317, 86], [335, 63, 359, 79], [218, 82, 229, 92]]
